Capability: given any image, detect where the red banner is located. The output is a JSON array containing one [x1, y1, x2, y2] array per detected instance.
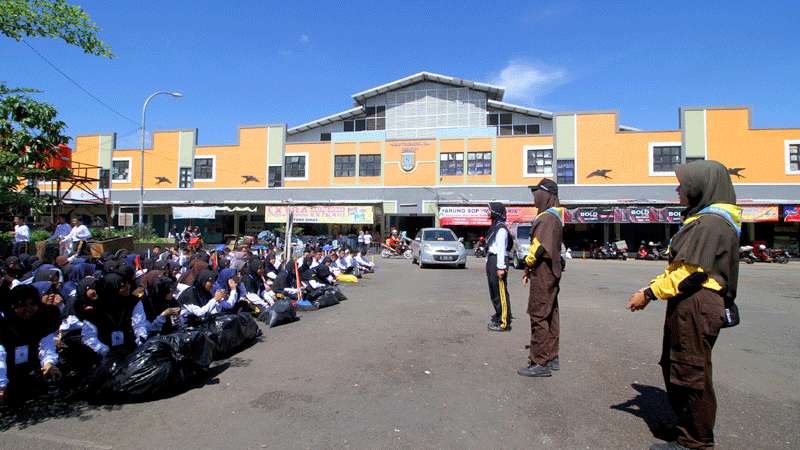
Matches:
[[438, 206, 537, 226], [614, 207, 660, 223], [784, 205, 800, 222]]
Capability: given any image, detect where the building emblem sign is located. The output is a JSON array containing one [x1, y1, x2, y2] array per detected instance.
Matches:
[[401, 151, 416, 172]]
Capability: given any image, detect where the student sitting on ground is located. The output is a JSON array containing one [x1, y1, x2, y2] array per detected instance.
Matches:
[[0, 285, 62, 404], [177, 270, 238, 322], [354, 250, 375, 273], [132, 276, 182, 343]]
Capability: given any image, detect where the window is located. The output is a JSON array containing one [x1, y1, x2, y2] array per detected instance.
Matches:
[[440, 152, 464, 176], [488, 112, 540, 136], [486, 113, 512, 126], [524, 147, 553, 176], [268, 166, 282, 187], [649, 143, 682, 175], [284, 154, 307, 179], [334, 155, 356, 177], [423, 229, 457, 242], [557, 159, 575, 184], [787, 142, 800, 174], [320, 132, 331, 142], [467, 152, 492, 175], [359, 154, 381, 176], [344, 105, 386, 132], [193, 157, 215, 181], [99, 168, 110, 189], [111, 159, 130, 182], [179, 167, 192, 188]]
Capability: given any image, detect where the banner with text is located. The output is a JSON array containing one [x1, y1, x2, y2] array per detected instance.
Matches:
[[264, 205, 374, 224], [784, 205, 800, 222], [438, 206, 538, 226], [741, 206, 779, 222], [565, 207, 616, 223]]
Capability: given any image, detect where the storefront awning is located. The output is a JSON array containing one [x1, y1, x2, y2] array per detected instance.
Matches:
[[264, 205, 374, 224]]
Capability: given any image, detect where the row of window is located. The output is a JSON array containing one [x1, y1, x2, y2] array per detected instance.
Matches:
[[790, 144, 800, 172], [99, 144, 722, 188], [333, 154, 382, 177]]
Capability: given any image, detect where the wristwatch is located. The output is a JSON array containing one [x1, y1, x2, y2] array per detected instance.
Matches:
[[643, 287, 656, 302]]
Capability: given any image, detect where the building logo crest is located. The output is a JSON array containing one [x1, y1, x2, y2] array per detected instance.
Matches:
[[401, 150, 416, 172]]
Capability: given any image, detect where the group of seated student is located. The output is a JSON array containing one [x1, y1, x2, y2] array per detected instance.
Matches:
[[0, 242, 366, 404]]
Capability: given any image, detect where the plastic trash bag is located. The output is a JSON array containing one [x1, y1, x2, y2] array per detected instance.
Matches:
[[316, 292, 339, 308], [327, 286, 347, 302], [268, 299, 298, 328], [202, 312, 261, 360], [87, 330, 212, 402]]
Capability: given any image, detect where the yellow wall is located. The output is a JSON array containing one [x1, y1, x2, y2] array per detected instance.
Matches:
[[195, 127, 268, 188], [284, 142, 330, 188], [575, 113, 682, 184], [706, 108, 800, 182], [383, 140, 438, 186]]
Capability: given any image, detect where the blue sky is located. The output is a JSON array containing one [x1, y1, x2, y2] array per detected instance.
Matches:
[[3, 0, 798, 147]]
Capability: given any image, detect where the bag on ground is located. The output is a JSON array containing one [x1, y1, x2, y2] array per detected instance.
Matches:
[[316, 291, 339, 308], [202, 312, 261, 359], [268, 299, 298, 328]]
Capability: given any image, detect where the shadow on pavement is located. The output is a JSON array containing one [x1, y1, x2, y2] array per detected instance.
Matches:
[[610, 383, 677, 441]]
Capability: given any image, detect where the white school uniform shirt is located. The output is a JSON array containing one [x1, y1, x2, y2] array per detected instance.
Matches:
[[65, 224, 91, 242], [488, 227, 508, 270], [14, 224, 30, 243], [50, 223, 72, 240], [0, 333, 58, 388], [364, 234, 372, 245]]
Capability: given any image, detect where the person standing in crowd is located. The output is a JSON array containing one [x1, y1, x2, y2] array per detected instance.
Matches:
[[363, 229, 372, 255], [627, 161, 741, 450], [12, 216, 30, 256], [357, 230, 365, 255], [519, 179, 565, 378], [62, 216, 92, 256], [485, 202, 511, 332]]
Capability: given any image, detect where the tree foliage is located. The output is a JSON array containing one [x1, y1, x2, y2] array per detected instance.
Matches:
[[0, 86, 69, 215], [0, 0, 113, 57]]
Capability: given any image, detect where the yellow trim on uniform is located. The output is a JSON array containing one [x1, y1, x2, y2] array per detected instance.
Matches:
[[498, 278, 509, 329], [649, 262, 723, 300], [525, 236, 545, 266]]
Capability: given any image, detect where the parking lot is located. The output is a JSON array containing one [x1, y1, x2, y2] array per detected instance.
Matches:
[[1, 258, 797, 449]]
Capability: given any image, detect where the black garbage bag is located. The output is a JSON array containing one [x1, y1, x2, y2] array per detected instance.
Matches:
[[316, 291, 339, 308], [203, 312, 261, 359], [305, 287, 324, 301], [327, 286, 347, 302], [84, 331, 212, 402], [268, 299, 298, 328]]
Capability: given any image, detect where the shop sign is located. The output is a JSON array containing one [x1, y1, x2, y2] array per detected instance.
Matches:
[[438, 206, 537, 226], [784, 205, 800, 222], [741, 206, 779, 223], [659, 207, 684, 224], [614, 207, 660, 223], [565, 207, 615, 223], [264, 205, 374, 224], [172, 206, 216, 219]]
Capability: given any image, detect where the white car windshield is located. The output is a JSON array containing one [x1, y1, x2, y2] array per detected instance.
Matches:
[[423, 230, 457, 242]]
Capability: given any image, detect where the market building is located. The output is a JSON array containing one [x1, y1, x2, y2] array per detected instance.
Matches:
[[62, 72, 800, 251]]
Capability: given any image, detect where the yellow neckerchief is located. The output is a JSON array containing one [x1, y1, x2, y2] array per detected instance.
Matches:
[[534, 207, 565, 227], [682, 203, 742, 236]]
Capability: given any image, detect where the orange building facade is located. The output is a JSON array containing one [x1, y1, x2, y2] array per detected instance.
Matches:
[[65, 73, 800, 250]]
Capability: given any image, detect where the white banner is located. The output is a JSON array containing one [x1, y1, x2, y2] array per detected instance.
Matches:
[[172, 206, 216, 219]]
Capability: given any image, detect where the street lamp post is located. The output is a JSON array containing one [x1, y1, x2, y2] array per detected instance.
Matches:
[[139, 91, 183, 230]]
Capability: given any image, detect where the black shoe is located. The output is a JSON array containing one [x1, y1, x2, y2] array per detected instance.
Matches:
[[517, 363, 551, 377], [487, 322, 511, 332], [547, 357, 559, 371], [649, 443, 691, 450]]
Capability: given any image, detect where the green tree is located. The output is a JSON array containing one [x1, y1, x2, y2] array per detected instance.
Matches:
[[0, 0, 113, 57], [1, 0, 113, 215], [0, 87, 69, 215]]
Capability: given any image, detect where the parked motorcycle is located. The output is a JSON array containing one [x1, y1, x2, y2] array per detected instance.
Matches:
[[590, 241, 627, 260], [381, 236, 413, 259], [739, 245, 756, 264], [751, 244, 790, 264]]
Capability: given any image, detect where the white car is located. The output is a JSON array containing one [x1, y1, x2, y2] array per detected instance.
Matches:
[[411, 228, 467, 269], [508, 223, 532, 269]]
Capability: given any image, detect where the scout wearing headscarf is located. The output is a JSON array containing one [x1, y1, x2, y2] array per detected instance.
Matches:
[[73, 273, 138, 355], [485, 202, 512, 332], [519, 178, 565, 378], [177, 269, 238, 321], [627, 160, 741, 450]]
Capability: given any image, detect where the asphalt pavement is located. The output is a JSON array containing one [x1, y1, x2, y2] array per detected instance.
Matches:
[[1, 257, 798, 449]]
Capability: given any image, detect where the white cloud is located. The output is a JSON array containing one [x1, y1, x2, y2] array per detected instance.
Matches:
[[490, 60, 567, 104], [299, 34, 310, 44]]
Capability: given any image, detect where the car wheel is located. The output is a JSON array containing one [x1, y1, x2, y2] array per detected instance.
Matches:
[[458, 263, 466, 269], [419, 261, 426, 269]]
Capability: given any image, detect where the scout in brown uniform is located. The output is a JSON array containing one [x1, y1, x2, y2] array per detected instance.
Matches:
[[519, 179, 565, 377], [628, 161, 741, 450]]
